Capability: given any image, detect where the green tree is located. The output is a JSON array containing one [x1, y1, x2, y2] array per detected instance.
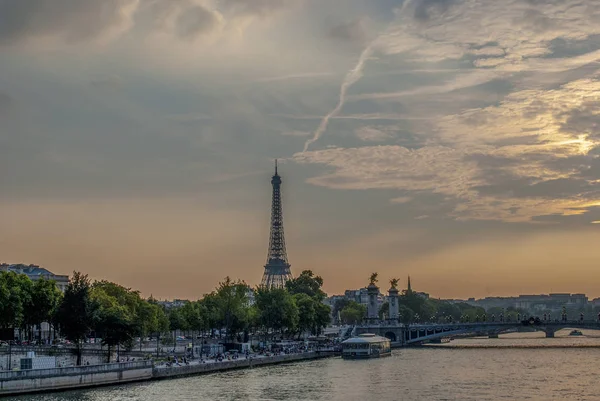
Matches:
[[168, 307, 188, 332], [313, 301, 331, 335], [15, 275, 34, 340], [181, 301, 204, 355], [255, 287, 299, 340], [215, 277, 251, 340], [198, 293, 220, 337], [135, 300, 158, 350], [147, 297, 169, 354], [379, 301, 389, 319], [286, 270, 326, 301], [91, 287, 136, 362], [0, 271, 31, 330], [398, 305, 415, 324], [294, 293, 315, 338], [91, 281, 149, 357], [332, 298, 350, 322], [55, 272, 96, 365], [340, 301, 366, 325], [27, 278, 62, 343]]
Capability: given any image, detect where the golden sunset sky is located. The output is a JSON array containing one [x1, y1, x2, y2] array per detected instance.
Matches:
[[2, 0, 600, 300]]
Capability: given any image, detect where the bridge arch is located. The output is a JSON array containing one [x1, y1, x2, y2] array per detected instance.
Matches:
[[384, 331, 397, 342]]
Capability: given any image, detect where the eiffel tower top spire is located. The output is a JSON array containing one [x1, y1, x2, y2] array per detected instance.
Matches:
[[261, 160, 292, 288]]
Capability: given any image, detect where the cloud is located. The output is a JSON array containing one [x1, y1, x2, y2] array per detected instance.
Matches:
[[354, 126, 394, 142], [412, 0, 459, 21], [90, 75, 124, 90], [560, 101, 600, 140], [0, 0, 302, 47], [0, 92, 12, 115], [253, 72, 334, 83], [281, 130, 311, 137], [140, 0, 224, 41], [0, 0, 139, 45], [293, 145, 481, 195], [294, 70, 600, 222], [391, 196, 412, 204], [328, 19, 369, 46], [175, 3, 223, 39], [220, 0, 300, 17]]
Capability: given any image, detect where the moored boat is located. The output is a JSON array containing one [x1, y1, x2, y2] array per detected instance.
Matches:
[[569, 330, 583, 336], [341, 333, 391, 359]]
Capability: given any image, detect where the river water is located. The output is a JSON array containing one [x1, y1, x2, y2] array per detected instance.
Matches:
[[15, 331, 600, 401]]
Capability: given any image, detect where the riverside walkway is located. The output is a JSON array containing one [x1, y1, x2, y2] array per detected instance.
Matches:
[[153, 350, 332, 379], [0, 350, 335, 397]]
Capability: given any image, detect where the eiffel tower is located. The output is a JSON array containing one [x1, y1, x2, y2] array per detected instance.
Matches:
[[261, 160, 293, 288]]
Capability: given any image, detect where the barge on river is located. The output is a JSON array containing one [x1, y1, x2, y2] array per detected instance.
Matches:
[[341, 333, 391, 359]]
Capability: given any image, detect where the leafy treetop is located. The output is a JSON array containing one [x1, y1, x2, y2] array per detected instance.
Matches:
[[285, 270, 326, 300]]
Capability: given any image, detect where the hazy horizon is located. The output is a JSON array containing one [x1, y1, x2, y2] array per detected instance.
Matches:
[[3, 0, 600, 300]]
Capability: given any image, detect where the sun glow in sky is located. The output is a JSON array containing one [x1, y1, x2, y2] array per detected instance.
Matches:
[[2, 0, 600, 299]]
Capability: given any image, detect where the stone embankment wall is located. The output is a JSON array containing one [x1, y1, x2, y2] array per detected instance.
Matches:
[[153, 351, 329, 379], [0, 351, 108, 371], [0, 361, 153, 396], [0, 351, 334, 397]]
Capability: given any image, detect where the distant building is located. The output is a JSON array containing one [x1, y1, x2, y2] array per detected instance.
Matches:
[[468, 293, 588, 313], [323, 295, 346, 308], [247, 289, 256, 306], [157, 299, 188, 309], [0, 263, 69, 292], [344, 288, 386, 307], [340, 288, 386, 313]]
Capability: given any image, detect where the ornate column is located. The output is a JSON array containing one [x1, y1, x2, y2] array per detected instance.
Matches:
[[367, 283, 380, 320], [388, 285, 399, 322]]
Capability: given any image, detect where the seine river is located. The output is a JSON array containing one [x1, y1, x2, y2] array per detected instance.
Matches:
[[15, 332, 600, 401]]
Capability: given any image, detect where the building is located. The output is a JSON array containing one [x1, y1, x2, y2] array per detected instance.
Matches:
[[342, 288, 386, 309], [261, 160, 293, 288], [468, 293, 588, 314], [157, 299, 188, 309], [0, 263, 69, 292]]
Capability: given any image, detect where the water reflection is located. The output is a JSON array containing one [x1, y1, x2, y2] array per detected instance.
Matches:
[[14, 332, 600, 401]]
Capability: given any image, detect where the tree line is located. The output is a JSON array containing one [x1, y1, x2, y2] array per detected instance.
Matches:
[[0, 270, 331, 365]]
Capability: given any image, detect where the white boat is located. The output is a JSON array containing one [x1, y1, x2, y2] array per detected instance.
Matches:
[[341, 333, 391, 359]]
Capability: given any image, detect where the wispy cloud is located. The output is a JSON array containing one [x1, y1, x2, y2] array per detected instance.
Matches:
[[253, 72, 335, 83], [302, 0, 414, 152]]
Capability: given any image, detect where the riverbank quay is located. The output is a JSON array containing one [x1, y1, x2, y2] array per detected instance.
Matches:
[[0, 360, 153, 397], [153, 351, 332, 379], [0, 351, 336, 397]]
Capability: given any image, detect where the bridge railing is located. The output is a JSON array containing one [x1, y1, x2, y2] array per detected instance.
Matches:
[[360, 320, 600, 329], [0, 360, 153, 381]]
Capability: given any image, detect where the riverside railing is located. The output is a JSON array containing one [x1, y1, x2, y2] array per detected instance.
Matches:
[[0, 360, 153, 381]]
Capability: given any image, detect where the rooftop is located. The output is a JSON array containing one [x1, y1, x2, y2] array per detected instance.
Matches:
[[342, 333, 390, 344], [0, 263, 68, 279]]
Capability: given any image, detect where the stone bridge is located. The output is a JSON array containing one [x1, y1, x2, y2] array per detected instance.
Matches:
[[355, 320, 600, 346]]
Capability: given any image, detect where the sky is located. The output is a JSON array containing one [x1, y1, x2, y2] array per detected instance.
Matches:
[[2, 0, 600, 300]]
